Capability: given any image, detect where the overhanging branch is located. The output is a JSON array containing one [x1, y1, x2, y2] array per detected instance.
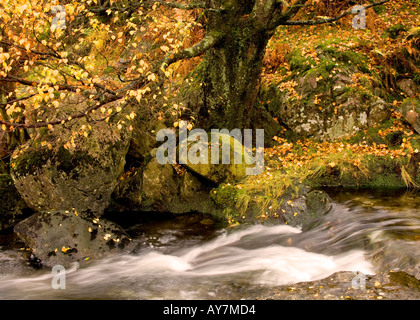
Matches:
[[161, 31, 223, 69]]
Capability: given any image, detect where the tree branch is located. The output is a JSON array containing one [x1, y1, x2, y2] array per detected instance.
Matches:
[[2, 76, 81, 93], [153, 0, 207, 10], [0, 10, 223, 130], [0, 93, 118, 129], [160, 31, 223, 68], [280, 0, 390, 26], [0, 93, 37, 107]]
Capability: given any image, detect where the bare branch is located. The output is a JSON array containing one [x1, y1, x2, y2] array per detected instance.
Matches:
[[280, 0, 390, 26]]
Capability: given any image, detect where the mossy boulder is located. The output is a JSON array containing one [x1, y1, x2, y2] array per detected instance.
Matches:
[[210, 182, 333, 227], [261, 42, 390, 141], [0, 174, 31, 231], [110, 150, 222, 216], [10, 95, 131, 217], [14, 210, 134, 268], [179, 132, 254, 184]]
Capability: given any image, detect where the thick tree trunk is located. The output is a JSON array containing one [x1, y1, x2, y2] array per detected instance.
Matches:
[[200, 2, 273, 131]]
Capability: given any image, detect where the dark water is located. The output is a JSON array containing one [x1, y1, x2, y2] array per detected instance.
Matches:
[[0, 189, 419, 299]]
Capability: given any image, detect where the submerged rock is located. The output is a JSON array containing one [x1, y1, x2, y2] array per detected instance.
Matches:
[[14, 210, 134, 268]]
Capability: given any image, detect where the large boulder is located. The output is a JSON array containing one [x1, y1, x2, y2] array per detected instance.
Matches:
[[179, 131, 255, 184], [210, 182, 333, 226], [14, 210, 134, 268], [0, 174, 31, 231], [10, 95, 131, 217], [261, 44, 391, 140], [111, 154, 222, 215]]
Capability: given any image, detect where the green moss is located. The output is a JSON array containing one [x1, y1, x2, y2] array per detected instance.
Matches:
[[385, 24, 408, 39], [12, 146, 96, 178], [210, 184, 241, 208], [286, 48, 316, 73], [364, 154, 408, 188]]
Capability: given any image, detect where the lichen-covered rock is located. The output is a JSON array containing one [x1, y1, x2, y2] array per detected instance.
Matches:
[[397, 78, 419, 98], [10, 95, 131, 217], [0, 174, 31, 231], [260, 43, 391, 140], [14, 210, 134, 268]]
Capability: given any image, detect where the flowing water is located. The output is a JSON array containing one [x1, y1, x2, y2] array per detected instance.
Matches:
[[0, 189, 419, 299]]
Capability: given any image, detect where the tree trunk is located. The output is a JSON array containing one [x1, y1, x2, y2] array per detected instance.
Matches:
[[200, 2, 273, 131]]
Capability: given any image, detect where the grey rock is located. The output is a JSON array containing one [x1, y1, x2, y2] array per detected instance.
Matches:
[[14, 210, 134, 268]]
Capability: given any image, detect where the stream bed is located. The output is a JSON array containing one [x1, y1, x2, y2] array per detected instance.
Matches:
[[0, 188, 419, 299]]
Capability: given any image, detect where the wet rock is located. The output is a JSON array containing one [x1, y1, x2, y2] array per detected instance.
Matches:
[[14, 210, 134, 268], [110, 147, 220, 215], [210, 183, 333, 226], [0, 174, 31, 232], [277, 188, 333, 228], [259, 271, 420, 300]]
